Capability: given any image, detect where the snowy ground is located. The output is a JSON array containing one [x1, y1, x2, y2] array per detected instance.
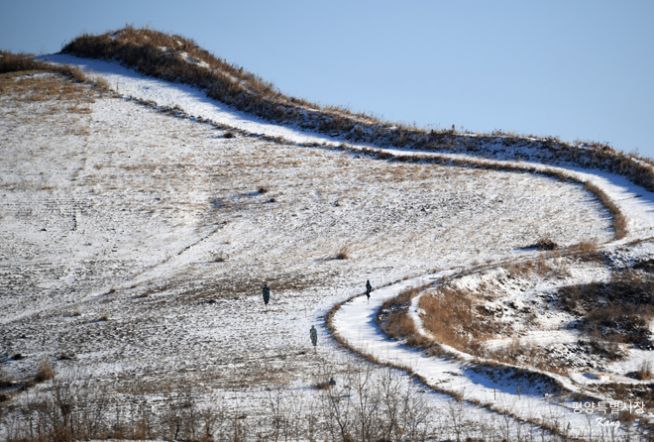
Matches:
[[1, 56, 653, 439]]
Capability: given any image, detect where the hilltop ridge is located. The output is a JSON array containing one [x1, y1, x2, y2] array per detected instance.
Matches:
[[61, 27, 654, 192]]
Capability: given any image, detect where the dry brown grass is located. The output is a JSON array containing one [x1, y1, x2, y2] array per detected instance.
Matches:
[[419, 287, 489, 352], [0, 367, 12, 388], [381, 286, 422, 310], [325, 287, 572, 439], [334, 245, 349, 260], [1, 72, 91, 103], [584, 182, 627, 239], [383, 310, 415, 339], [378, 286, 432, 347], [34, 359, 54, 382], [0, 51, 81, 81], [637, 359, 653, 380], [0, 51, 107, 94], [484, 339, 569, 375], [505, 254, 562, 279], [567, 240, 599, 254]]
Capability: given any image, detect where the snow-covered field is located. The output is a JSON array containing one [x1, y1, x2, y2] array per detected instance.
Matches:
[[1, 56, 653, 439]]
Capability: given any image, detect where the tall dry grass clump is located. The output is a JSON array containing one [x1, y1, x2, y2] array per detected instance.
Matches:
[[34, 359, 55, 382], [334, 245, 349, 260], [638, 359, 653, 380], [379, 287, 430, 347], [383, 310, 416, 340], [419, 287, 487, 352]]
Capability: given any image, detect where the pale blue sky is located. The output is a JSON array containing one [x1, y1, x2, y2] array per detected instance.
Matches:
[[2, 1, 653, 157]]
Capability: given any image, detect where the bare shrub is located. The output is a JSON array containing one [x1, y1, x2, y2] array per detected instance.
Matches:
[[316, 365, 433, 441], [532, 237, 558, 251], [334, 245, 349, 260], [0, 367, 531, 441], [34, 359, 54, 382]]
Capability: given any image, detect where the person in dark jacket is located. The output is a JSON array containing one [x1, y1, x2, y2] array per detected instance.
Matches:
[[262, 282, 270, 305], [365, 279, 372, 300]]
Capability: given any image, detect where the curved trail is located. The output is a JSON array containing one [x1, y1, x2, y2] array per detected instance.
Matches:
[[44, 54, 654, 439]]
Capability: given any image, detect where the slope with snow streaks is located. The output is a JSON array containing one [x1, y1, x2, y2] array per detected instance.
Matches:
[[43, 53, 654, 240], [1, 70, 618, 438], [4, 54, 653, 438]]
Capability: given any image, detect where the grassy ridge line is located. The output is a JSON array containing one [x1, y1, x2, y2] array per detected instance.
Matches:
[[0, 51, 108, 91], [61, 27, 654, 194]]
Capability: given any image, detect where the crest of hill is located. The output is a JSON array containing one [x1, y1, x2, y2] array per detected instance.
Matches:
[[60, 27, 654, 191]]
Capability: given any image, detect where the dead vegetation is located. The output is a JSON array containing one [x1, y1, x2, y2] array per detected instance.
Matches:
[[0, 367, 12, 389], [419, 286, 490, 353], [530, 237, 559, 251], [0, 51, 108, 93], [584, 181, 627, 239], [558, 270, 654, 349], [0, 365, 535, 442], [334, 245, 349, 260], [637, 359, 653, 380], [596, 382, 654, 415], [0, 72, 93, 107], [484, 339, 570, 375], [378, 287, 430, 347], [504, 254, 566, 279], [34, 359, 55, 383], [566, 240, 600, 255]]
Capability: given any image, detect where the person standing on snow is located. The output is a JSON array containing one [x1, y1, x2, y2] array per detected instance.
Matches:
[[262, 282, 270, 306], [365, 279, 372, 300]]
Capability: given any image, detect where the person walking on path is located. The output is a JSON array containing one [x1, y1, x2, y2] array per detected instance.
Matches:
[[365, 279, 372, 300], [310, 325, 318, 350], [262, 282, 270, 306]]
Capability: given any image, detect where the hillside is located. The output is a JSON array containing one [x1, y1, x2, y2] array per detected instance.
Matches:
[[1, 29, 654, 440]]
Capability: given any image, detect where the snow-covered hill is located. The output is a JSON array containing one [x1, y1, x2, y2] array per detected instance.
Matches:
[[1, 32, 654, 440]]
